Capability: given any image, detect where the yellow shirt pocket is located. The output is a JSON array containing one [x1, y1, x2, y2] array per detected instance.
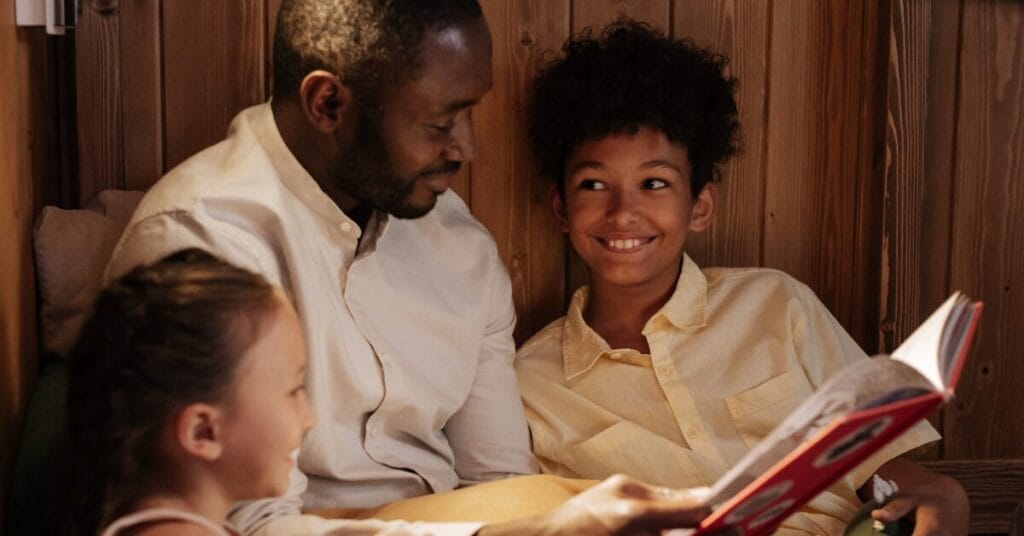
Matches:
[[725, 368, 815, 450]]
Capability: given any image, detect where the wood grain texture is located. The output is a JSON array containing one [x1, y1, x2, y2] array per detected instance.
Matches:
[[120, 0, 163, 190], [475, 0, 570, 344], [0, 0, 56, 525], [266, 0, 283, 97], [944, 0, 1024, 459], [162, 0, 266, 170], [673, 0, 768, 269], [572, 0, 670, 34], [762, 1, 883, 347], [922, 459, 1024, 534], [76, 0, 123, 205]]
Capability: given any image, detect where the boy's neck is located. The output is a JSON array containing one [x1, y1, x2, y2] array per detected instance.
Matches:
[[585, 275, 679, 354]]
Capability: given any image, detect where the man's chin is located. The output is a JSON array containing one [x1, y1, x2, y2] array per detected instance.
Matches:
[[382, 195, 438, 220]]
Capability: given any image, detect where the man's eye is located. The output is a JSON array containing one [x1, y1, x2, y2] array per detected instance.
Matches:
[[642, 178, 669, 189], [430, 123, 455, 134], [579, 179, 607, 191]]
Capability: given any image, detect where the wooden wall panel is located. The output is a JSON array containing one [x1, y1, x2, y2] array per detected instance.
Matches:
[[76, 0, 123, 205], [763, 1, 883, 346], [0, 0, 56, 526], [880, 0, 962, 356], [162, 0, 266, 170], [673, 0, 768, 269], [945, 0, 1024, 460], [120, 0, 163, 191], [573, 0, 670, 34], [475, 1, 570, 343]]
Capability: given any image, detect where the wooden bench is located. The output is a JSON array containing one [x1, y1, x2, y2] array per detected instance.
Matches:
[[921, 459, 1024, 535]]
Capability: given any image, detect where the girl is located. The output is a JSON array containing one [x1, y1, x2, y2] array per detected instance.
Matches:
[[66, 249, 315, 536]]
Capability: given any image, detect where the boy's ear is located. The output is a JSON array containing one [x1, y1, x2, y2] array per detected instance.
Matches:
[[549, 184, 569, 232], [299, 70, 355, 135], [175, 403, 225, 462], [688, 183, 718, 232]]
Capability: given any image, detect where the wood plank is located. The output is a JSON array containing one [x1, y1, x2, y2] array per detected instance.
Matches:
[[674, 0, 768, 269], [922, 459, 1024, 534], [266, 0, 283, 98], [762, 1, 883, 347], [120, 0, 163, 190], [475, 0, 570, 344], [572, 0, 670, 35], [162, 0, 266, 170], [0, 0, 56, 525], [76, 0, 123, 205], [944, 0, 1024, 460]]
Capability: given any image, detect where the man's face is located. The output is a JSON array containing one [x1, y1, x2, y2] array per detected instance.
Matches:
[[333, 17, 493, 219]]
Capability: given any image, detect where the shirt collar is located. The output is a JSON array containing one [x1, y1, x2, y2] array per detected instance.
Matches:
[[562, 254, 708, 380], [247, 102, 372, 239]]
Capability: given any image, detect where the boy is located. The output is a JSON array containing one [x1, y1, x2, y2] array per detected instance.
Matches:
[[515, 21, 968, 535]]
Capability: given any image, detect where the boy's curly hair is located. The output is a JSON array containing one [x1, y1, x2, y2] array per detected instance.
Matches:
[[528, 21, 741, 198]]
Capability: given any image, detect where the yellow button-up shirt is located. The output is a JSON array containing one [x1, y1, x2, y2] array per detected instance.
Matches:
[[515, 255, 939, 535]]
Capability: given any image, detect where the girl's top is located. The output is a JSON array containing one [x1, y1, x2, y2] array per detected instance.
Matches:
[[100, 507, 233, 536]]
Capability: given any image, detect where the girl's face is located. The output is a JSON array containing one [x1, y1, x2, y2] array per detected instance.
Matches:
[[555, 126, 715, 292], [218, 299, 316, 500]]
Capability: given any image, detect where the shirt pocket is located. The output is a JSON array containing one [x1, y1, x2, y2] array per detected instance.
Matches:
[[725, 368, 815, 450]]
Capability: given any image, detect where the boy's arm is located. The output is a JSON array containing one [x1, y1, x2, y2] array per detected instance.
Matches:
[[863, 457, 969, 536]]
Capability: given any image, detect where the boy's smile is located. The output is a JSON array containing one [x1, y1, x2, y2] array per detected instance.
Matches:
[[555, 126, 716, 293]]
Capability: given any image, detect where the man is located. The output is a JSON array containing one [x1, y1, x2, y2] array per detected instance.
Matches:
[[105, 1, 711, 535]]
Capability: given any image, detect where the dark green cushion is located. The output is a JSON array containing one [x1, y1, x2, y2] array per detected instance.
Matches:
[[5, 360, 69, 536]]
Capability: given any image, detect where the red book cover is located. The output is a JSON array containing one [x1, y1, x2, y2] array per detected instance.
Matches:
[[694, 294, 982, 536]]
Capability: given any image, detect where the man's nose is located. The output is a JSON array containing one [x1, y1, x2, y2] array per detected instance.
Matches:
[[444, 111, 477, 162]]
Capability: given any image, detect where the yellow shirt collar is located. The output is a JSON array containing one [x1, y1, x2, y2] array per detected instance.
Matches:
[[562, 254, 708, 380]]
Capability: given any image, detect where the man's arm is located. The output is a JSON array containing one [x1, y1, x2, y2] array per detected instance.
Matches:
[[444, 255, 537, 483]]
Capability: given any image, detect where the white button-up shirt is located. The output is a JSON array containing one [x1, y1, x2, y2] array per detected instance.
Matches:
[[106, 103, 536, 533]]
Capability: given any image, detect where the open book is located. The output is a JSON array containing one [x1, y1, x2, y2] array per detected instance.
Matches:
[[693, 292, 982, 536]]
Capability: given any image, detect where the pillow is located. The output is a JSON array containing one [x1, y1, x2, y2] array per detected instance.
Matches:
[[33, 189, 144, 358]]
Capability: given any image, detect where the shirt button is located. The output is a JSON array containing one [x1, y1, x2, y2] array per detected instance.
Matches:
[[656, 365, 674, 377], [686, 428, 699, 440], [340, 221, 353, 233]]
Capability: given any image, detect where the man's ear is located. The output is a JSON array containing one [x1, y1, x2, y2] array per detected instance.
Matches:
[[549, 184, 569, 232], [688, 183, 718, 232], [175, 403, 225, 462], [298, 70, 354, 134]]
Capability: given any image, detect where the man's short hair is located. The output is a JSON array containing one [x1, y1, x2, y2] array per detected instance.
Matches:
[[273, 0, 483, 103], [529, 21, 741, 198]]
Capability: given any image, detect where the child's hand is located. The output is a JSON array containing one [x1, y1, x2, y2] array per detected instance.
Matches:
[[869, 459, 969, 536]]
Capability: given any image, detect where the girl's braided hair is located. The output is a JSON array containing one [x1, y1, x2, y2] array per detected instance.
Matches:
[[65, 248, 279, 535]]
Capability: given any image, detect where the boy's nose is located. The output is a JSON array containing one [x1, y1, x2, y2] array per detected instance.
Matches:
[[606, 190, 640, 225], [301, 393, 317, 431]]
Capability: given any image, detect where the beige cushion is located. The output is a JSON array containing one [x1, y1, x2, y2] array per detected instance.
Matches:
[[33, 190, 144, 358]]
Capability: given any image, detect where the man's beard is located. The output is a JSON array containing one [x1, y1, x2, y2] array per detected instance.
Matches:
[[333, 105, 460, 219]]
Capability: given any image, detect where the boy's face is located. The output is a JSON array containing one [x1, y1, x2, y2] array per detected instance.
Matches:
[[554, 126, 716, 291]]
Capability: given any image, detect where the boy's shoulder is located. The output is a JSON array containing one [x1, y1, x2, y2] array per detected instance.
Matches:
[[515, 316, 568, 370], [702, 265, 813, 297]]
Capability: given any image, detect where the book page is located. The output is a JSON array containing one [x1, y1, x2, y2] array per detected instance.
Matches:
[[890, 293, 965, 390], [705, 357, 933, 505]]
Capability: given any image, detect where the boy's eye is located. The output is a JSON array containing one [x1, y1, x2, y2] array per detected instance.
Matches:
[[578, 179, 607, 191], [290, 384, 307, 397], [642, 178, 669, 189]]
